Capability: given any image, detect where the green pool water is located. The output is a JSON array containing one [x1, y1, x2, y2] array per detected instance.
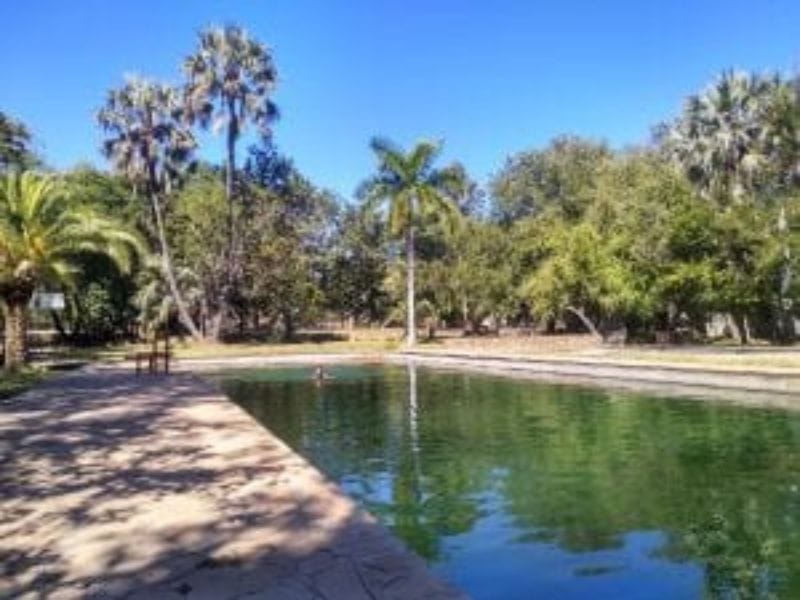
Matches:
[[221, 363, 800, 599]]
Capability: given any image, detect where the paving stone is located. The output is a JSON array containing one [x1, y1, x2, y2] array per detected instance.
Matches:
[[0, 366, 466, 599]]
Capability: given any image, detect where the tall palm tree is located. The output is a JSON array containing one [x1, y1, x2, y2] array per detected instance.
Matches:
[[361, 138, 463, 346], [0, 171, 141, 370], [98, 77, 202, 339], [663, 71, 774, 205], [182, 24, 278, 316], [664, 71, 799, 342]]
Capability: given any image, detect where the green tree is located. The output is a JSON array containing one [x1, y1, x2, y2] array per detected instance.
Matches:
[[517, 152, 707, 340], [662, 71, 800, 342], [0, 112, 37, 172], [491, 136, 612, 223], [324, 207, 389, 326], [0, 172, 141, 369], [169, 167, 227, 337], [416, 220, 516, 334], [97, 77, 202, 339], [360, 138, 463, 346], [51, 167, 143, 343]]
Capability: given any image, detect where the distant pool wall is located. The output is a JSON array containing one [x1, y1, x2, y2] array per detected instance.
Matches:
[[397, 351, 800, 407]]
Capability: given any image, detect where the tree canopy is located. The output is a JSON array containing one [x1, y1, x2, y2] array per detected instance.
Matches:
[[3, 27, 800, 366]]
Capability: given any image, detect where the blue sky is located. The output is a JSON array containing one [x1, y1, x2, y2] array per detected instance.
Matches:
[[1, 1, 798, 198]]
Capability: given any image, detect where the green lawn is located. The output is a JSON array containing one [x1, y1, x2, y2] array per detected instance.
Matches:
[[31, 334, 800, 374], [39, 337, 400, 364], [168, 338, 400, 359]]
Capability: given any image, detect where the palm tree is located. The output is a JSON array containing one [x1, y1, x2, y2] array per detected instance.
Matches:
[[182, 24, 278, 314], [98, 77, 203, 339], [361, 138, 463, 346], [664, 71, 798, 343], [663, 71, 774, 205], [0, 171, 141, 370]]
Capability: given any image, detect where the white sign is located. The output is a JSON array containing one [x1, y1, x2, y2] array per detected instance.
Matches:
[[30, 292, 66, 311]]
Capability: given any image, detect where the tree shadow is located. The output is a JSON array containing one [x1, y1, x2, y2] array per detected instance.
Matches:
[[0, 368, 462, 599]]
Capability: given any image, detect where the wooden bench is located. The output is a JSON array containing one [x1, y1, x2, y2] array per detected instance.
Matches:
[[127, 334, 172, 375]]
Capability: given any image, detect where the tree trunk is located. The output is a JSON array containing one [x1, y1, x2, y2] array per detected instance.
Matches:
[[209, 311, 223, 341], [150, 191, 202, 340], [50, 309, 68, 343], [565, 306, 602, 340], [405, 226, 416, 347], [225, 115, 236, 271], [225, 102, 237, 217], [3, 298, 29, 371], [777, 203, 795, 343], [216, 103, 239, 341], [731, 312, 749, 345], [282, 311, 294, 342]]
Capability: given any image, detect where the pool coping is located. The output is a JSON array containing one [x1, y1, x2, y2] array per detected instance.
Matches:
[[398, 351, 800, 395]]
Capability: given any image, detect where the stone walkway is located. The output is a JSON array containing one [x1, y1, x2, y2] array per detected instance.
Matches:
[[0, 367, 464, 599]]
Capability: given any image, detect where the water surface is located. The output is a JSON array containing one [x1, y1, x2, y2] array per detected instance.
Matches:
[[221, 364, 800, 599]]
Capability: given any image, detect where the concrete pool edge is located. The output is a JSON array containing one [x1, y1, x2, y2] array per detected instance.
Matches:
[[399, 351, 800, 395], [0, 365, 465, 599], [174, 350, 800, 398]]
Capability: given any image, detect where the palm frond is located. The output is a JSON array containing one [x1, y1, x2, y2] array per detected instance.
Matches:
[[0, 170, 146, 301]]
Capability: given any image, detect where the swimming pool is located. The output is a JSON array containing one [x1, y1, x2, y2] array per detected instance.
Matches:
[[222, 363, 800, 599]]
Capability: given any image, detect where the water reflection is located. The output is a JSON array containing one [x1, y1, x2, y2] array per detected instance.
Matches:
[[223, 364, 800, 599]]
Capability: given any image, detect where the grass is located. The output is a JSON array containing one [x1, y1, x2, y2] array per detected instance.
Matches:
[[0, 368, 48, 400], [31, 330, 800, 373], [416, 333, 800, 372], [597, 348, 800, 371], [37, 336, 400, 363], [169, 338, 400, 359]]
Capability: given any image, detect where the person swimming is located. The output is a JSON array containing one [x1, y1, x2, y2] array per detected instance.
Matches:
[[313, 365, 333, 382]]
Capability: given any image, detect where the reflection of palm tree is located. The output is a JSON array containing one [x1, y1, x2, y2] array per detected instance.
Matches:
[[407, 362, 421, 480]]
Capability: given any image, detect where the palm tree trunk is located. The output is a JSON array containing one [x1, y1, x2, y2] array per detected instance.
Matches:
[[150, 191, 202, 340], [406, 226, 416, 347], [215, 102, 239, 341], [3, 297, 29, 371], [226, 112, 236, 253]]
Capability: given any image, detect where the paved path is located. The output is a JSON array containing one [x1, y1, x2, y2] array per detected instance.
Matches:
[[0, 367, 464, 599]]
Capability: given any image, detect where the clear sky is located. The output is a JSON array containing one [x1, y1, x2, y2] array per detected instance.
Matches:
[[1, 1, 798, 198]]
